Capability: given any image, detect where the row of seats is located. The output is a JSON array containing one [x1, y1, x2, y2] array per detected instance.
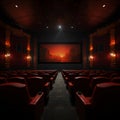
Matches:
[[0, 70, 58, 103], [62, 69, 120, 120], [0, 70, 58, 120], [75, 82, 120, 120], [62, 69, 120, 103]]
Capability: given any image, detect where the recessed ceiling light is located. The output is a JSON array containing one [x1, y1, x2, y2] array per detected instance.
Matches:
[[102, 4, 106, 8], [58, 25, 62, 30], [15, 4, 18, 8], [46, 26, 48, 29], [70, 26, 74, 29]]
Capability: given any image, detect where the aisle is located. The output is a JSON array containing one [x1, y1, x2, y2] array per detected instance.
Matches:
[[41, 72, 79, 120]]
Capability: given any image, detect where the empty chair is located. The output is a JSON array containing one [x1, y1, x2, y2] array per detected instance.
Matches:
[[89, 76, 110, 94], [67, 76, 90, 105], [26, 76, 51, 105], [7, 76, 27, 84], [75, 82, 120, 120], [0, 73, 8, 78], [37, 72, 55, 89], [111, 76, 120, 83], [110, 72, 120, 79], [0, 77, 7, 84], [0, 82, 44, 120]]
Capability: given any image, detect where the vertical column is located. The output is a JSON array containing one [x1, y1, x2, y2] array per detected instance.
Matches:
[[26, 35, 32, 67], [5, 29, 11, 69], [33, 37, 38, 69], [110, 29, 116, 68], [89, 35, 94, 68]]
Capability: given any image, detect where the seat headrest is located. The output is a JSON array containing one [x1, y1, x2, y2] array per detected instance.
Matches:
[[0, 82, 30, 105], [91, 82, 120, 103], [96, 82, 120, 88], [27, 76, 43, 79], [0, 82, 26, 87]]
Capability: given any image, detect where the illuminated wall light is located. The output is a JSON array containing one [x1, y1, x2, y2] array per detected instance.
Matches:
[[26, 55, 32, 67], [110, 52, 116, 57], [5, 40, 11, 47], [27, 45, 31, 51], [4, 53, 11, 58], [89, 55, 94, 60], [90, 46, 93, 51], [26, 55, 32, 61], [110, 40, 115, 46]]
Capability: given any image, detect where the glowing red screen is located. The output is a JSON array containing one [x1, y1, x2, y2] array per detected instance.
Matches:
[[38, 44, 82, 63]]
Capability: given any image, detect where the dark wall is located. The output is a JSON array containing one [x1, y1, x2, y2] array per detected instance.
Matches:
[[0, 21, 31, 70], [0, 26, 5, 69], [37, 29, 84, 43], [89, 19, 120, 70]]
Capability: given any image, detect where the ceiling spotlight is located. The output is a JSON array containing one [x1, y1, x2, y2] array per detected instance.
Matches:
[[58, 25, 62, 30], [15, 4, 18, 8], [102, 4, 106, 8], [46, 26, 48, 29], [70, 26, 74, 29]]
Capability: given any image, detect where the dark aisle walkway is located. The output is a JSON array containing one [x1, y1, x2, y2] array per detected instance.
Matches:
[[41, 72, 79, 120]]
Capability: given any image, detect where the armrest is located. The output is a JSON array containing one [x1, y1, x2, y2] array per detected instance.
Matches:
[[29, 92, 44, 105], [50, 77, 54, 80], [65, 77, 68, 80], [76, 92, 91, 105], [76, 92, 93, 120], [68, 82, 74, 87], [44, 82, 50, 87]]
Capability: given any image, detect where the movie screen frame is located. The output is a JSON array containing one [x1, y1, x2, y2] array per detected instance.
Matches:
[[38, 43, 82, 64]]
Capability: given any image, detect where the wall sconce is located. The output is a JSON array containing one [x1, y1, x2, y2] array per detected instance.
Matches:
[[26, 55, 32, 61], [89, 55, 94, 68], [26, 55, 32, 67], [4, 53, 11, 58], [89, 55, 94, 61], [5, 41, 11, 47], [4, 52, 11, 68], [110, 52, 116, 68], [89, 46, 93, 51], [110, 52, 116, 57]]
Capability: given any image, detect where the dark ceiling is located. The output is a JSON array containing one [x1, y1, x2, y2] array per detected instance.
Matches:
[[0, 0, 120, 35]]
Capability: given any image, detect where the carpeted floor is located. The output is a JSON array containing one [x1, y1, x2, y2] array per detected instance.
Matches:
[[41, 72, 79, 120]]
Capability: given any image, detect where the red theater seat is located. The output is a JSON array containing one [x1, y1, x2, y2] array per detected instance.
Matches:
[[67, 76, 90, 105], [0, 77, 7, 84], [0, 82, 44, 120], [89, 76, 110, 94], [26, 76, 50, 96], [26, 76, 51, 105], [75, 82, 120, 120], [111, 76, 120, 83], [7, 76, 27, 84]]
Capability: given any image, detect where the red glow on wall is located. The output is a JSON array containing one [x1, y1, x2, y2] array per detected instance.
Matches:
[[39, 44, 82, 63]]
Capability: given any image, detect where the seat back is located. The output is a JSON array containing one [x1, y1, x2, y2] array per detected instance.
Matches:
[[8, 76, 26, 84], [90, 76, 110, 91], [111, 76, 120, 83], [26, 76, 44, 96], [0, 77, 7, 84], [74, 76, 91, 96], [91, 82, 120, 115], [0, 82, 30, 106]]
